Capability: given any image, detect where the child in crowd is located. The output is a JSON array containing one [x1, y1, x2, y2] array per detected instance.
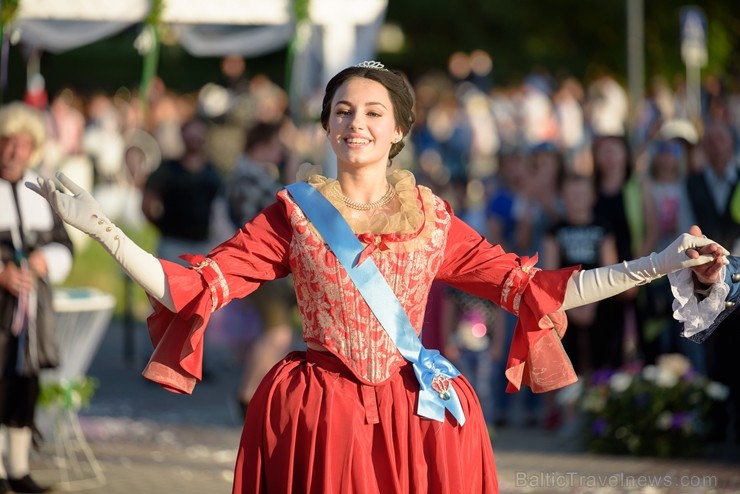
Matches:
[[542, 173, 618, 433]]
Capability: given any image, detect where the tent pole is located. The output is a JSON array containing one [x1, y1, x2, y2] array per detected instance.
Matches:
[[139, 26, 160, 122], [0, 0, 6, 104]]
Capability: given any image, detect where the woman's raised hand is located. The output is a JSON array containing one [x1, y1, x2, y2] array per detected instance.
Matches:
[[28, 171, 174, 311], [562, 230, 729, 311], [26, 172, 106, 236], [650, 231, 728, 277]]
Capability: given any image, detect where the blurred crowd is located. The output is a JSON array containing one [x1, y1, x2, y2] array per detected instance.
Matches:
[[11, 51, 740, 442]]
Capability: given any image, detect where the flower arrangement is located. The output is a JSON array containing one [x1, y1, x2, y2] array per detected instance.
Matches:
[[580, 353, 729, 458], [39, 377, 99, 411]]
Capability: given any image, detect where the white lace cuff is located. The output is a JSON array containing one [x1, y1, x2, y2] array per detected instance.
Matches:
[[668, 265, 729, 337]]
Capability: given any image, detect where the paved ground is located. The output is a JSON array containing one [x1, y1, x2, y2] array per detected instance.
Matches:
[[29, 319, 740, 493]]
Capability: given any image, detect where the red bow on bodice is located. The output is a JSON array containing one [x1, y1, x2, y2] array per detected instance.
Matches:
[[356, 233, 391, 265]]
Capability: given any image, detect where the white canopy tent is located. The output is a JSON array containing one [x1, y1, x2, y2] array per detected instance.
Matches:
[[16, 0, 290, 24], [11, 0, 387, 85], [14, 0, 294, 54]]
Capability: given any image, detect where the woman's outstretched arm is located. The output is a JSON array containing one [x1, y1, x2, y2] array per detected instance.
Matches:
[[561, 230, 727, 311], [27, 172, 176, 312]]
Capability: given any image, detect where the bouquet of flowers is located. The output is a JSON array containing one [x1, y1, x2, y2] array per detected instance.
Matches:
[[580, 353, 729, 458], [39, 377, 99, 411]]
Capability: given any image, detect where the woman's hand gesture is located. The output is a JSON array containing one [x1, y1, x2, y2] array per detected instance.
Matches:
[[686, 225, 728, 285], [26, 172, 106, 237]]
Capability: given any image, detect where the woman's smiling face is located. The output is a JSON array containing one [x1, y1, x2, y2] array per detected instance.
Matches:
[[326, 77, 402, 171]]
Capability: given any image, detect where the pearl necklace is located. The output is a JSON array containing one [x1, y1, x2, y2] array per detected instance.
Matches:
[[333, 184, 397, 211]]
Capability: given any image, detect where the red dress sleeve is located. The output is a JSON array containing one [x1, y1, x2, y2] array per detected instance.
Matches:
[[437, 209, 580, 393], [142, 198, 293, 394]]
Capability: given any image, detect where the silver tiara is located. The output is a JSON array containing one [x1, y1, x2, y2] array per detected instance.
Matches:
[[355, 60, 387, 71]]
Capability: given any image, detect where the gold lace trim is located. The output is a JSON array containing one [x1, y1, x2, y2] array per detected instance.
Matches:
[[297, 168, 435, 241]]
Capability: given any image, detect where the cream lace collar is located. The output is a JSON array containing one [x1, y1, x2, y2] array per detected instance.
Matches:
[[296, 167, 431, 235]]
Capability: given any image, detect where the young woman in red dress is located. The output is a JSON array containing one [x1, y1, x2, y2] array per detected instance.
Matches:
[[29, 63, 725, 493]]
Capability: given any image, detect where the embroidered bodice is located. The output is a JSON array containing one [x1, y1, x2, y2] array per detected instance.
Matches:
[[286, 170, 447, 384]]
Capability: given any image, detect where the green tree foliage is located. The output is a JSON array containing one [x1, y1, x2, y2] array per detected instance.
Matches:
[[385, 0, 739, 88], [1, 0, 20, 27]]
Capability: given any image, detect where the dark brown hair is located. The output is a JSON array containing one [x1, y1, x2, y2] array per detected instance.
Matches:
[[320, 66, 416, 159], [591, 134, 634, 186], [244, 121, 282, 153]]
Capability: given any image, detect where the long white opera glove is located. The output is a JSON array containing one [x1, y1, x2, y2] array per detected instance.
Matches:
[[26, 172, 175, 312], [561, 233, 727, 311]]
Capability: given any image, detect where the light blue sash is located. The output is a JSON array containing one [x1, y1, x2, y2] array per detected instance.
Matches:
[[286, 181, 465, 425]]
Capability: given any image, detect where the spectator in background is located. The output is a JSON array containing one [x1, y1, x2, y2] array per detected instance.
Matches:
[[633, 76, 675, 152], [518, 141, 565, 259], [461, 86, 499, 179], [659, 118, 702, 174], [703, 75, 733, 126], [82, 91, 127, 186], [439, 177, 503, 424], [542, 173, 618, 433], [155, 79, 188, 157], [489, 86, 522, 157], [585, 73, 629, 138], [640, 138, 703, 372], [592, 134, 658, 368], [485, 146, 530, 252], [214, 121, 298, 418], [413, 72, 473, 184], [552, 77, 587, 173], [679, 119, 740, 444], [485, 146, 540, 427], [219, 55, 250, 96], [0, 102, 73, 494], [45, 88, 86, 173], [520, 73, 559, 147], [142, 117, 222, 265], [680, 120, 740, 251]]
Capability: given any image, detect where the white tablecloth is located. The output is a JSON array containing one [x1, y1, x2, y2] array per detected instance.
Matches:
[[47, 286, 116, 381]]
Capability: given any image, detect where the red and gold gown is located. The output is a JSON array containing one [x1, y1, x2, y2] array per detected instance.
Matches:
[[140, 170, 578, 494]]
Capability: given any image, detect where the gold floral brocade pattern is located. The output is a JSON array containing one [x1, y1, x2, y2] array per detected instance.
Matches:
[[284, 171, 449, 384]]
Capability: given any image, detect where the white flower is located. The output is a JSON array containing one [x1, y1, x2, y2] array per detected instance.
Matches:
[[642, 365, 658, 382], [614, 426, 630, 439], [581, 392, 606, 413], [706, 381, 730, 401], [555, 380, 583, 406], [656, 411, 673, 430], [655, 366, 679, 388], [656, 353, 692, 379], [609, 372, 632, 393]]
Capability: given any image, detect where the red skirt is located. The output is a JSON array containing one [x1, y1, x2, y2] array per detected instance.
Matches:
[[233, 349, 498, 493]]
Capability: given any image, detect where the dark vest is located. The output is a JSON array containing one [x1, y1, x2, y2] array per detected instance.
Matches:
[[685, 171, 740, 250]]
